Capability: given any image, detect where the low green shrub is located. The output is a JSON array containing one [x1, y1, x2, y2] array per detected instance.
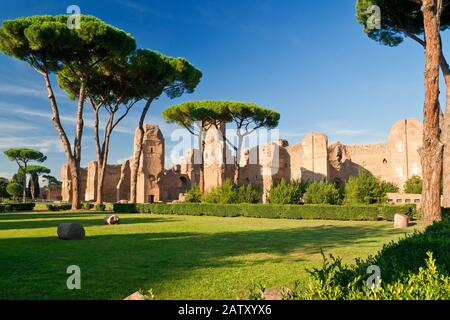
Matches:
[[113, 203, 415, 221], [303, 182, 342, 205], [46, 204, 71, 212], [0, 203, 35, 213], [81, 203, 94, 210], [204, 180, 261, 204], [285, 218, 450, 300], [94, 204, 106, 212], [285, 252, 449, 300], [344, 170, 399, 205], [185, 185, 202, 203], [268, 179, 308, 205]]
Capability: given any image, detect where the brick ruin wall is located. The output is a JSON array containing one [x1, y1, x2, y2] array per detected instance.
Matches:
[[61, 118, 423, 203]]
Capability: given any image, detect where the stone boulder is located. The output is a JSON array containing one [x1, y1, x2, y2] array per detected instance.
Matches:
[[264, 289, 284, 300], [105, 215, 120, 225], [57, 223, 85, 240], [394, 214, 409, 229]]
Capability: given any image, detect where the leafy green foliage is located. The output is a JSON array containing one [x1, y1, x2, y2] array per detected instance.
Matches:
[[0, 203, 35, 213], [286, 252, 449, 300], [344, 170, 397, 204], [113, 203, 415, 221], [404, 175, 423, 194], [81, 203, 94, 210], [6, 183, 22, 200], [303, 182, 342, 205], [3, 148, 46, 165], [268, 179, 308, 205], [94, 204, 106, 212], [46, 204, 71, 212], [0, 178, 9, 198], [185, 185, 202, 203], [286, 218, 450, 300], [204, 180, 261, 204]]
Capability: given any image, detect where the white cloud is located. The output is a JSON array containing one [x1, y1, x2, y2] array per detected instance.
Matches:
[[0, 103, 135, 135], [0, 136, 64, 153]]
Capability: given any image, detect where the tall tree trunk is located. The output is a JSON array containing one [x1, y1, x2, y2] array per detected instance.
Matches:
[[421, 0, 443, 222], [439, 51, 450, 207], [96, 114, 114, 205], [200, 132, 205, 193], [71, 79, 86, 209], [29, 174, 35, 201], [233, 134, 244, 184], [130, 99, 153, 203], [22, 164, 27, 203], [42, 72, 79, 209]]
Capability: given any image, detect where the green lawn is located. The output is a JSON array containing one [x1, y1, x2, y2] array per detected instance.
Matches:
[[0, 212, 417, 300]]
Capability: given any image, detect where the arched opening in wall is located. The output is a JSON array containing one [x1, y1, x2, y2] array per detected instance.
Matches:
[[383, 159, 388, 165], [180, 176, 189, 190]]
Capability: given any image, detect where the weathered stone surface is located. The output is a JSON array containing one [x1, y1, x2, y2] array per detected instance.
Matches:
[[60, 118, 425, 205], [124, 291, 146, 300], [394, 214, 410, 229], [57, 223, 85, 240], [105, 215, 120, 225]]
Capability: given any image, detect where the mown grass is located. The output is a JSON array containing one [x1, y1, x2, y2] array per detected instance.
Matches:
[[0, 212, 418, 300]]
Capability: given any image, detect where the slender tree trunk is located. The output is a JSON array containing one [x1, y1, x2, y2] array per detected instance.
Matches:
[[96, 114, 114, 205], [43, 72, 79, 209], [71, 79, 86, 209], [439, 51, 450, 207], [234, 134, 244, 184], [22, 163, 27, 203], [130, 99, 153, 203], [421, 0, 443, 222], [30, 174, 35, 201], [200, 131, 206, 193]]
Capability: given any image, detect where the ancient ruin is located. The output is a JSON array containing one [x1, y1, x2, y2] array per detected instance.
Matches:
[[61, 118, 423, 203]]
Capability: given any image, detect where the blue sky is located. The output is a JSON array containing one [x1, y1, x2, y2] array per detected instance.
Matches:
[[0, 0, 445, 180]]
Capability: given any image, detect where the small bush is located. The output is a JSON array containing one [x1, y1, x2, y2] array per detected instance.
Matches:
[[94, 204, 106, 212], [268, 179, 308, 205], [113, 203, 138, 213], [344, 170, 398, 205], [204, 180, 261, 204], [6, 183, 23, 201], [185, 185, 202, 203], [81, 203, 94, 210], [237, 184, 261, 204], [404, 175, 423, 194], [46, 204, 71, 212], [0, 203, 35, 213], [303, 182, 342, 205]]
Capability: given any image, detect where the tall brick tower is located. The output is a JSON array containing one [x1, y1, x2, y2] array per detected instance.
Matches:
[[135, 125, 165, 203]]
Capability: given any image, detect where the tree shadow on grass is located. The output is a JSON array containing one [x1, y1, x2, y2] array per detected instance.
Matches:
[[0, 222, 407, 300], [0, 213, 182, 230]]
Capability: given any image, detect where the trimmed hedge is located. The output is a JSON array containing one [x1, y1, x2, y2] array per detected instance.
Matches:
[[113, 203, 416, 221], [46, 204, 72, 212], [0, 203, 35, 213]]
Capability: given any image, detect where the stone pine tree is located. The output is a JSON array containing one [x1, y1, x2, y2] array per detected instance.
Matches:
[[226, 102, 280, 183], [3, 148, 47, 203], [356, 0, 446, 221], [58, 55, 138, 204], [163, 102, 225, 193], [0, 15, 136, 209], [26, 165, 51, 200], [128, 50, 202, 203]]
